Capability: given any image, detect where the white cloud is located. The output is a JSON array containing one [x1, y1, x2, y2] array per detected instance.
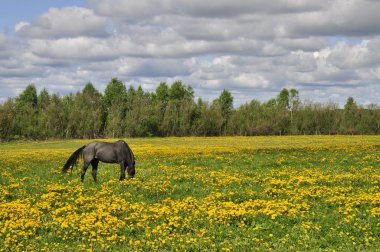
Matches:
[[89, 0, 325, 19], [327, 41, 371, 69], [233, 73, 270, 88], [285, 0, 380, 37], [1, 1, 380, 106], [16, 7, 108, 38], [14, 22, 30, 33], [117, 58, 190, 77], [28, 37, 115, 61]]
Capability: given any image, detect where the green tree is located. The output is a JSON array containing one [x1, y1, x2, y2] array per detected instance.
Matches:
[[14, 84, 39, 139], [125, 86, 156, 136], [276, 89, 291, 135], [66, 84, 103, 138], [357, 104, 379, 134], [156, 82, 169, 106], [17, 84, 38, 108], [263, 99, 281, 135], [298, 102, 316, 135], [77, 83, 103, 138], [103, 78, 127, 137], [168, 81, 194, 101], [289, 89, 300, 134], [62, 94, 76, 138], [0, 99, 16, 140], [192, 99, 223, 136], [38, 89, 50, 110], [2, 80, 380, 139], [277, 88, 290, 110], [44, 94, 68, 138], [231, 99, 264, 136], [37, 88, 51, 139], [161, 81, 195, 136], [342, 97, 359, 134], [154, 82, 170, 136], [214, 89, 233, 135]]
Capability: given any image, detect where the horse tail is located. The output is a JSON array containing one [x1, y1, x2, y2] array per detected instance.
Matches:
[[62, 145, 86, 173]]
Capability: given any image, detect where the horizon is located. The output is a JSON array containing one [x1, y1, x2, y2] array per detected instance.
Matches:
[[5, 80, 377, 110]]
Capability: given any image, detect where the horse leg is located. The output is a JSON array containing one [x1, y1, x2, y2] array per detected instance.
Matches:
[[81, 161, 90, 182], [119, 161, 126, 181], [91, 159, 99, 182]]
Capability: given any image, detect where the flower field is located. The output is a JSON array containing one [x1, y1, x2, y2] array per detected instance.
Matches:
[[0, 136, 379, 251]]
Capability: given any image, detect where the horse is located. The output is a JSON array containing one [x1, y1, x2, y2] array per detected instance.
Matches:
[[62, 140, 135, 182]]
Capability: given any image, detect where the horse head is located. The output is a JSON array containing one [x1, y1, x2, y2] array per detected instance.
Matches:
[[127, 159, 136, 178], [124, 141, 135, 178]]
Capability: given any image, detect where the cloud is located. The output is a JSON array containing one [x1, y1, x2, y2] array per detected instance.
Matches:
[[1, 1, 380, 107], [232, 73, 270, 89], [0, 63, 42, 78], [89, 0, 325, 20], [117, 58, 191, 77], [16, 7, 108, 38], [284, 0, 380, 37], [28, 37, 115, 61], [14, 22, 29, 33], [0, 33, 14, 59]]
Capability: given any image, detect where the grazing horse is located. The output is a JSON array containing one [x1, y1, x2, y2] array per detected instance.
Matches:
[[62, 140, 135, 181]]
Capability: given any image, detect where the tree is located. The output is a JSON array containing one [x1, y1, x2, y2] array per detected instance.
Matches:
[[156, 82, 169, 106], [357, 104, 379, 134], [298, 102, 316, 135], [1, 81, 380, 139], [44, 94, 68, 138], [66, 83, 103, 138], [0, 99, 16, 141], [62, 94, 75, 138], [277, 88, 290, 110], [103, 78, 127, 137], [192, 99, 223, 136], [78, 83, 103, 138], [125, 86, 156, 137], [37, 89, 51, 139], [168, 81, 194, 101], [231, 99, 264, 136], [17, 84, 38, 108], [276, 89, 291, 135], [154, 82, 170, 136], [289, 89, 300, 134], [160, 81, 195, 136], [38, 89, 50, 111], [214, 89, 234, 135], [263, 99, 281, 135], [14, 84, 39, 139], [342, 97, 359, 134]]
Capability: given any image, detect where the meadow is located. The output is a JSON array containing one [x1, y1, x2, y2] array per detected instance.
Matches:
[[0, 136, 379, 251]]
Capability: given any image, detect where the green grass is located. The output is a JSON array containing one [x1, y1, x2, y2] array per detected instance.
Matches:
[[0, 136, 379, 251]]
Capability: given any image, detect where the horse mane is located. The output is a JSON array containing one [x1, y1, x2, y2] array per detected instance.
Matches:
[[124, 141, 135, 163]]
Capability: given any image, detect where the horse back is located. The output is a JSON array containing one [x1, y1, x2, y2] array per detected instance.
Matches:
[[83, 142, 117, 163], [83, 140, 132, 164]]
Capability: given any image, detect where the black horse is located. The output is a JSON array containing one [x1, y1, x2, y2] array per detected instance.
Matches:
[[62, 140, 135, 181]]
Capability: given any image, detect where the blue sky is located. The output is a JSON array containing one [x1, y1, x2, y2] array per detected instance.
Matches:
[[1, 1, 85, 34], [0, 0, 380, 107]]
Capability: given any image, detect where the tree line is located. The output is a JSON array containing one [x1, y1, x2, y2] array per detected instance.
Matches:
[[0, 78, 379, 141]]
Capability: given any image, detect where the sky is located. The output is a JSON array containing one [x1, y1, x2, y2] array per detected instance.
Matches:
[[1, 0, 380, 107]]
